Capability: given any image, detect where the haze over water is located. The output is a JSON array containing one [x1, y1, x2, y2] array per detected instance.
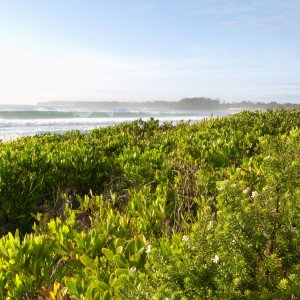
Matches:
[[0, 104, 233, 141]]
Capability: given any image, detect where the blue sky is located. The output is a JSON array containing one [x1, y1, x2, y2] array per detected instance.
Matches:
[[0, 0, 299, 104]]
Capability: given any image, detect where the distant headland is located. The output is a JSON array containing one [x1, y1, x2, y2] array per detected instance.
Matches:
[[39, 97, 300, 110]]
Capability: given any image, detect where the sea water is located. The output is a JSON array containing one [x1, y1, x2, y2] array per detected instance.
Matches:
[[0, 104, 232, 141]]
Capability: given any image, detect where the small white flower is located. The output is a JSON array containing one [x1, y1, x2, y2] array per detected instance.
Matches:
[[251, 191, 258, 198], [182, 235, 190, 242], [212, 255, 220, 264], [130, 266, 137, 272], [145, 245, 152, 254]]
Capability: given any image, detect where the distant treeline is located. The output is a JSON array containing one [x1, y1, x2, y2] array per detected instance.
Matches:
[[41, 97, 300, 110]]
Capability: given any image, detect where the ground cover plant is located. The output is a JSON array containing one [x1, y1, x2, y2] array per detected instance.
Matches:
[[0, 109, 299, 299]]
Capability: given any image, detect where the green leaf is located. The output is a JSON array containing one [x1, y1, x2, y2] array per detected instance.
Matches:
[[114, 238, 126, 249], [65, 279, 79, 296], [102, 290, 111, 300], [98, 281, 110, 291], [114, 268, 128, 276], [115, 246, 123, 255], [109, 273, 117, 286], [15, 274, 22, 288], [80, 254, 94, 268], [102, 248, 114, 262], [113, 255, 128, 268]]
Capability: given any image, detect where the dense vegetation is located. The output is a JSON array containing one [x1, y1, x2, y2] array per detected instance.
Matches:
[[0, 109, 299, 299]]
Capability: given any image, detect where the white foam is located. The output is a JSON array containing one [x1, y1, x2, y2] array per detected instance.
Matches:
[[0, 116, 210, 141]]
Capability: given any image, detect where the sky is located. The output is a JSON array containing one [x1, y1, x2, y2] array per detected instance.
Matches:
[[0, 0, 300, 104]]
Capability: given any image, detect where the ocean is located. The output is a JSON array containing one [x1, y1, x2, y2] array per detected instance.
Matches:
[[0, 104, 233, 141]]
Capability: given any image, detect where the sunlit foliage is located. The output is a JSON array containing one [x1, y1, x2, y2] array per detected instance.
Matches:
[[0, 109, 299, 299]]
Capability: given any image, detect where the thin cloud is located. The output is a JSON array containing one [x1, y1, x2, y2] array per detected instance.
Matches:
[[182, 0, 300, 33]]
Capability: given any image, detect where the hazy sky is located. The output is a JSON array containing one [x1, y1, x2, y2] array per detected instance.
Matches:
[[0, 0, 300, 104]]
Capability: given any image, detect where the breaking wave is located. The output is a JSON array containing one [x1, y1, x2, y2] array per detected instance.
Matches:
[[0, 106, 230, 141]]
